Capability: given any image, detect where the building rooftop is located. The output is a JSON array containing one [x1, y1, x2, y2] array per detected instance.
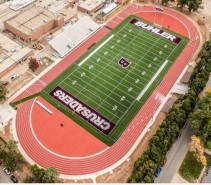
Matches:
[[78, 0, 105, 12], [37, 0, 72, 14], [0, 33, 32, 74], [6, 6, 55, 35], [5, 0, 36, 11], [0, 3, 19, 30], [49, 16, 100, 57]]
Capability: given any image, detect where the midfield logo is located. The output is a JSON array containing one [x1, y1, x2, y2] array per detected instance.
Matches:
[[130, 19, 181, 44], [49, 86, 115, 135], [118, 58, 131, 68]]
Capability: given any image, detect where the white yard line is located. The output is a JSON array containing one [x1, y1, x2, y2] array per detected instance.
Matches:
[[136, 59, 169, 101], [73, 68, 137, 100], [78, 34, 114, 67], [67, 74, 129, 107], [63, 81, 125, 115]]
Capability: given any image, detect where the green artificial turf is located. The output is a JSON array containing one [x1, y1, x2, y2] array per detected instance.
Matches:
[[16, 15, 189, 146]]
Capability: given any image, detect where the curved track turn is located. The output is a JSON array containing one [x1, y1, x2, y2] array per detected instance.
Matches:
[[15, 5, 200, 176]]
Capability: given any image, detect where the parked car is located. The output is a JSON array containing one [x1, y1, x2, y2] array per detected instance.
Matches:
[[3, 167, 10, 175], [10, 74, 19, 81], [0, 160, 2, 165], [10, 175, 18, 183], [155, 167, 162, 177]]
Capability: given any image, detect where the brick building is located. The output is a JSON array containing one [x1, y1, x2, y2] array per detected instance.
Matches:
[[4, 6, 64, 42]]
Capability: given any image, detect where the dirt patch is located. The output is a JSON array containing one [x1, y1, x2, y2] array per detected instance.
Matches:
[[96, 112, 166, 183], [6, 72, 34, 99], [31, 57, 54, 76]]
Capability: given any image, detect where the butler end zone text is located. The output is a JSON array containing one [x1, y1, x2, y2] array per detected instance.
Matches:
[[49, 86, 115, 135], [130, 19, 181, 44]]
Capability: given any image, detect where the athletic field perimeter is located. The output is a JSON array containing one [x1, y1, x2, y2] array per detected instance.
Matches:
[[41, 15, 189, 146]]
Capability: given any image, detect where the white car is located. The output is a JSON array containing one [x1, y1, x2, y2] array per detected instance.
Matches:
[[3, 167, 10, 175], [11, 74, 19, 81]]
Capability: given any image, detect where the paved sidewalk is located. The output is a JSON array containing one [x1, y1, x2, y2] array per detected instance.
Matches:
[[171, 173, 189, 183]]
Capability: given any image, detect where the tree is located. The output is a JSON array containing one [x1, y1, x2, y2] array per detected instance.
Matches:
[[42, 167, 59, 183], [4, 151, 24, 172], [0, 81, 7, 101], [187, 0, 202, 13], [189, 92, 211, 149], [177, 0, 201, 13], [29, 58, 39, 72], [3, 140, 24, 172], [189, 135, 207, 166], [177, 0, 188, 11], [24, 164, 60, 183]]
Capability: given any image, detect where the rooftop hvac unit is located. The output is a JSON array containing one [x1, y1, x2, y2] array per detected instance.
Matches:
[[44, 19, 48, 23]]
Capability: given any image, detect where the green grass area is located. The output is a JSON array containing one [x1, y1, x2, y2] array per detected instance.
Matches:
[[11, 92, 40, 106], [179, 151, 204, 182], [40, 15, 189, 146]]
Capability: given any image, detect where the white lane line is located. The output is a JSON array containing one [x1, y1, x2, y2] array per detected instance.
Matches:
[[78, 34, 114, 66], [136, 59, 169, 101]]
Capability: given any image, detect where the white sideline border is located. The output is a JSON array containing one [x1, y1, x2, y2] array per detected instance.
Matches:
[[136, 59, 169, 101], [78, 34, 114, 67]]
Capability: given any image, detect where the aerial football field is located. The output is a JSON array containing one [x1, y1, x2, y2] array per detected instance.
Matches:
[[41, 15, 189, 146]]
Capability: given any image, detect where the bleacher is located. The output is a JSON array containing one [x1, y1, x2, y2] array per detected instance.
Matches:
[[49, 16, 100, 58]]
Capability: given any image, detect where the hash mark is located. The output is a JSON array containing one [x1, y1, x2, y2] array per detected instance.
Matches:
[[159, 50, 162, 54], [154, 57, 157, 61], [120, 96, 125, 101], [135, 79, 139, 83], [164, 45, 168, 48], [72, 80, 77, 85], [128, 87, 133, 92], [112, 105, 118, 111], [148, 63, 152, 68], [142, 71, 146, 75], [81, 72, 85, 77], [89, 65, 93, 69]]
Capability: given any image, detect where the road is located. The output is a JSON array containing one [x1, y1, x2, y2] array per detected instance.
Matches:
[[155, 124, 194, 183], [0, 166, 13, 183]]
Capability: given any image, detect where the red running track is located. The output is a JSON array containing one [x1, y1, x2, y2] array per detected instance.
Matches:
[[15, 5, 200, 176]]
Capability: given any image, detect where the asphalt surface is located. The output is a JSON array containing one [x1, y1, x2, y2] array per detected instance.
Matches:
[[155, 124, 194, 183], [0, 166, 13, 183]]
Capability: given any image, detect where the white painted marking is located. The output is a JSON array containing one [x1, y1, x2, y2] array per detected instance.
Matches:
[[78, 34, 114, 66], [72, 80, 77, 85], [136, 60, 169, 101]]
